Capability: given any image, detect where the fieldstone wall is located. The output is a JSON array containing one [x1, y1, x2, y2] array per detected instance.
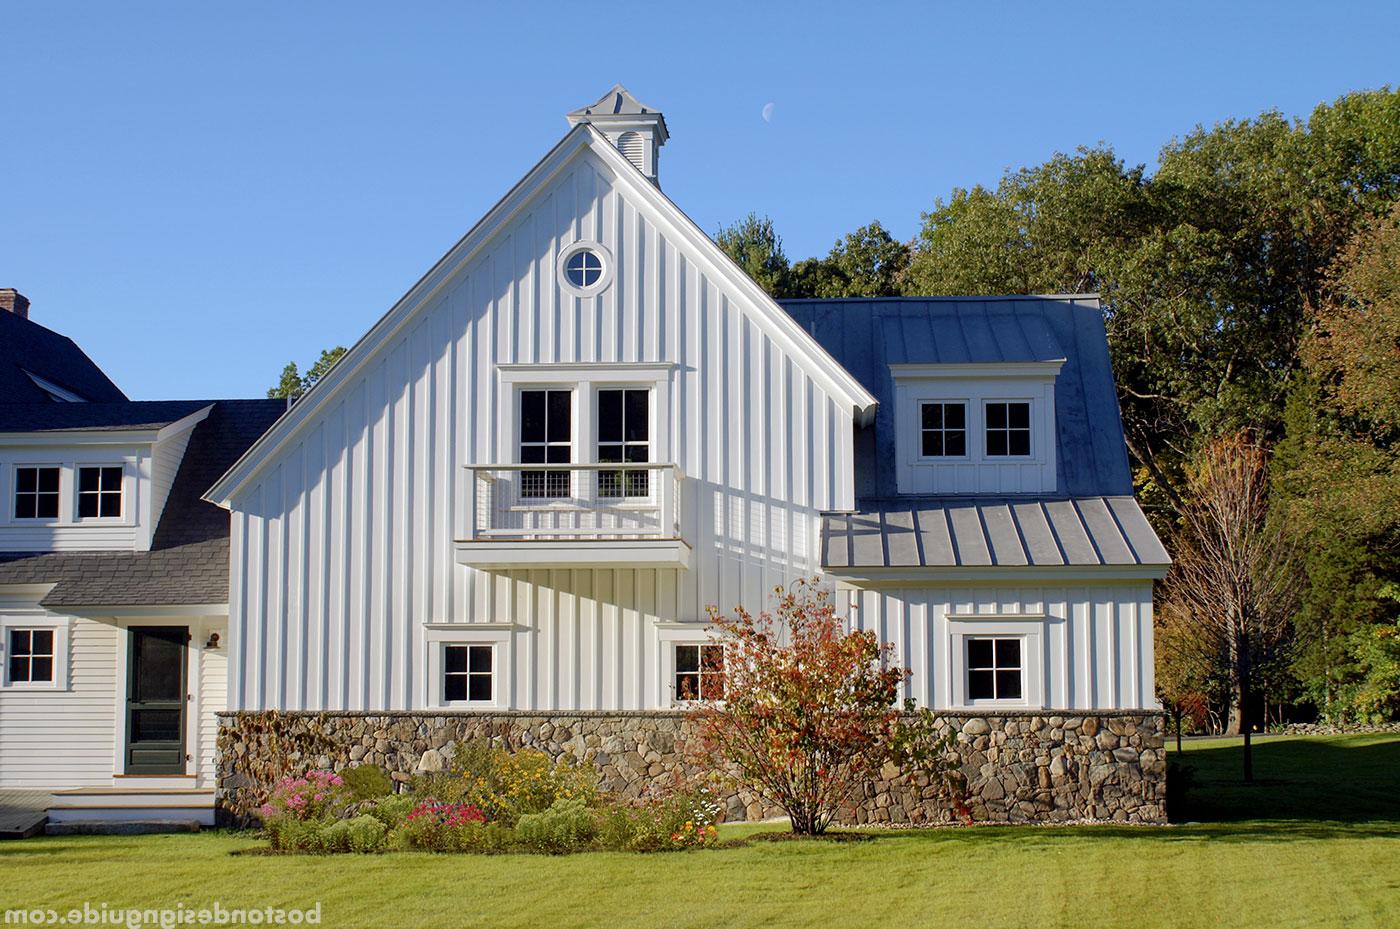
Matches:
[[216, 710, 1166, 826]]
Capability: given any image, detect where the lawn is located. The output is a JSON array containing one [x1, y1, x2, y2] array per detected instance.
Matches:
[[1, 735, 1397, 929]]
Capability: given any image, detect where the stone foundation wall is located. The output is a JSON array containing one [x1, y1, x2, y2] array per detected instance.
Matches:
[[216, 710, 1166, 826]]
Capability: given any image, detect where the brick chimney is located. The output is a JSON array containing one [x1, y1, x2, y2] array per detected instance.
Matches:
[[0, 289, 30, 319]]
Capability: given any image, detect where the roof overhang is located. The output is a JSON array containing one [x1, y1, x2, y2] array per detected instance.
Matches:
[[826, 564, 1169, 584], [0, 404, 213, 447]]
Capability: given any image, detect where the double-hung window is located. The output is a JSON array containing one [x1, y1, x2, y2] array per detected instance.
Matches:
[[920, 401, 966, 457], [7, 629, 54, 684], [77, 466, 123, 518], [985, 401, 1031, 457], [519, 389, 572, 498], [597, 388, 649, 498], [13, 466, 60, 520]]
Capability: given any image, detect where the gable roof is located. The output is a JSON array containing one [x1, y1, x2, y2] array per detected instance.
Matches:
[[0, 310, 126, 403], [204, 123, 876, 506], [0, 399, 285, 608], [778, 296, 1134, 500]]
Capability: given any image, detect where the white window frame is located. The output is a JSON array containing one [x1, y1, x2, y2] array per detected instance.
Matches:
[[594, 385, 654, 501], [424, 625, 513, 710], [916, 399, 970, 461], [0, 614, 71, 691], [946, 615, 1046, 710], [12, 463, 63, 523], [74, 463, 127, 523], [516, 387, 576, 500], [982, 399, 1034, 459], [670, 641, 725, 703], [442, 642, 497, 706], [557, 241, 615, 298], [654, 624, 724, 707]]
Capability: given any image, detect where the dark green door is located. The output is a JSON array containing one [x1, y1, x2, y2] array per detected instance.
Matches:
[[125, 626, 188, 775]]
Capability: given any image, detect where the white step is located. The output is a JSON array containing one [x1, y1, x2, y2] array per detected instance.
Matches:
[[48, 788, 215, 826]]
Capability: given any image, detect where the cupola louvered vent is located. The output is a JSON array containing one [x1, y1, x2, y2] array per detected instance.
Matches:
[[616, 131, 645, 172]]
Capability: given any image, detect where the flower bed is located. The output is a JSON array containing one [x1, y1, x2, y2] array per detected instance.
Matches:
[[256, 742, 722, 855]]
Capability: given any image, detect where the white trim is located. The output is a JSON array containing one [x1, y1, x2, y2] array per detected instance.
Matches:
[[455, 537, 691, 569], [557, 240, 615, 298], [653, 624, 722, 708], [946, 615, 1047, 710], [0, 404, 211, 447], [24, 371, 86, 403], [424, 626, 513, 710], [889, 361, 1066, 379]]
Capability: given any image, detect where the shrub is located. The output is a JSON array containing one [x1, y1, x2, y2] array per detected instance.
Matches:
[[394, 800, 500, 853], [363, 792, 417, 829], [516, 797, 598, 853], [452, 742, 597, 825], [597, 787, 721, 851], [318, 815, 389, 854], [341, 764, 394, 801], [696, 579, 958, 834], [259, 770, 351, 822]]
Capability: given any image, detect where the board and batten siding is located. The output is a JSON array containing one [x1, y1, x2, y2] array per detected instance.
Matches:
[[0, 618, 118, 788], [841, 582, 1157, 710], [227, 146, 855, 712]]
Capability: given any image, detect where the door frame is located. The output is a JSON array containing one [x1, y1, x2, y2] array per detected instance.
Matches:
[[123, 624, 190, 775]]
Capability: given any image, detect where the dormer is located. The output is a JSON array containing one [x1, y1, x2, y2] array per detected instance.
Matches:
[[890, 361, 1064, 495], [0, 402, 212, 552], [566, 84, 669, 183]]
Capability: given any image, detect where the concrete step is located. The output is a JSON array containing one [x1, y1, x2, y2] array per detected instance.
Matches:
[[46, 819, 201, 836]]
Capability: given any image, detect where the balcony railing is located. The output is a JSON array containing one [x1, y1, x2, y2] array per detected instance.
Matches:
[[462, 463, 684, 542]]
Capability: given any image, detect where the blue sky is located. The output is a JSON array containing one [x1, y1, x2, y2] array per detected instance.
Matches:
[[3, 1, 1397, 400]]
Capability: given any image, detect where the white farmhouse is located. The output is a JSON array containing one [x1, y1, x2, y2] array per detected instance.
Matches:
[[0, 88, 1170, 830]]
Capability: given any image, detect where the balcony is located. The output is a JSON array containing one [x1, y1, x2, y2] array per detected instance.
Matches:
[[455, 463, 691, 568]]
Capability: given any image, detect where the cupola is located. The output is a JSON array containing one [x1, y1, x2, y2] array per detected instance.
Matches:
[[567, 85, 669, 184]]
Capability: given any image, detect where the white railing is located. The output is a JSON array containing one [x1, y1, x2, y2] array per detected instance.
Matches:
[[462, 463, 684, 541]]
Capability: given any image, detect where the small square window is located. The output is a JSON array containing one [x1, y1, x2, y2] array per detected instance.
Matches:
[[966, 636, 1023, 701], [985, 402, 1031, 457], [8, 628, 55, 684], [444, 644, 493, 703], [77, 466, 123, 518], [14, 466, 60, 520], [919, 402, 967, 457], [674, 643, 724, 701]]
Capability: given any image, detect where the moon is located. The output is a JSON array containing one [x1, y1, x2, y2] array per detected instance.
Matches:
[[761, 102, 774, 124]]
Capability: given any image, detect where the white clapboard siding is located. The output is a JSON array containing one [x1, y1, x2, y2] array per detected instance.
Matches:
[[227, 144, 853, 712], [148, 425, 196, 540], [841, 582, 1157, 711], [0, 619, 118, 788], [198, 638, 227, 783]]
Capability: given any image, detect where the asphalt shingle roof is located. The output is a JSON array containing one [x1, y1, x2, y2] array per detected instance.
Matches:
[[0, 310, 126, 403], [0, 400, 213, 433], [0, 399, 286, 608]]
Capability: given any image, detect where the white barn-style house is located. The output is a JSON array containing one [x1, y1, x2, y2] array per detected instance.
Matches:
[[0, 88, 1170, 828]]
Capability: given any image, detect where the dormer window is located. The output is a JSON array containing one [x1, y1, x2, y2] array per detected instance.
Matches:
[[77, 466, 123, 518], [920, 401, 967, 457], [14, 466, 60, 520], [984, 402, 1031, 457]]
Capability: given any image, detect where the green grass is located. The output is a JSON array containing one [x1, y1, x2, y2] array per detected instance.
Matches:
[[2, 734, 1397, 929]]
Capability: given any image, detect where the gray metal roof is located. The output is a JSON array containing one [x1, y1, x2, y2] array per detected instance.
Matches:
[[0, 399, 285, 608], [822, 497, 1170, 570], [0, 310, 126, 404], [0, 400, 212, 433], [778, 296, 1135, 499]]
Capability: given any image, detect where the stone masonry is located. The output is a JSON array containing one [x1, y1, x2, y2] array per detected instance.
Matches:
[[216, 710, 1166, 826]]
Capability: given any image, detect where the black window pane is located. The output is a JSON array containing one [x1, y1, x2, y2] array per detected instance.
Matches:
[[922, 433, 943, 457], [521, 392, 546, 443], [468, 674, 492, 702], [545, 446, 571, 464], [444, 646, 467, 674], [35, 493, 58, 519], [547, 391, 571, 441], [11, 630, 31, 655], [675, 672, 699, 700], [134, 634, 183, 702], [945, 404, 966, 429], [987, 431, 1008, 456], [28, 657, 52, 682], [131, 709, 181, 742], [100, 494, 121, 518], [967, 638, 994, 668], [8, 655, 25, 682], [1009, 403, 1030, 429], [996, 670, 1023, 700], [444, 674, 467, 702], [624, 445, 648, 463], [14, 496, 36, 519], [624, 390, 648, 442], [468, 646, 492, 673], [598, 390, 623, 442], [946, 431, 966, 456], [16, 468, 36, 493], [922, 404, 941, 429], [79, 494, 98, 518], [520, 446, 545, 464], [37, 468, 59, 493], [598, 444, 623, 464], [103, 467, 122, 489], [986, 404, 1006, 428], [995, 638, 1021, 667], [31, 630, 52, 655], [968, 669, 996, 700], [79, 468, 99, 493], [1009, 431, 1031, 456], [675, 645, 698, 673]]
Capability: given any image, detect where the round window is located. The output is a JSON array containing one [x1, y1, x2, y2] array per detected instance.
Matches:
[[565, 249, 604, 289]]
